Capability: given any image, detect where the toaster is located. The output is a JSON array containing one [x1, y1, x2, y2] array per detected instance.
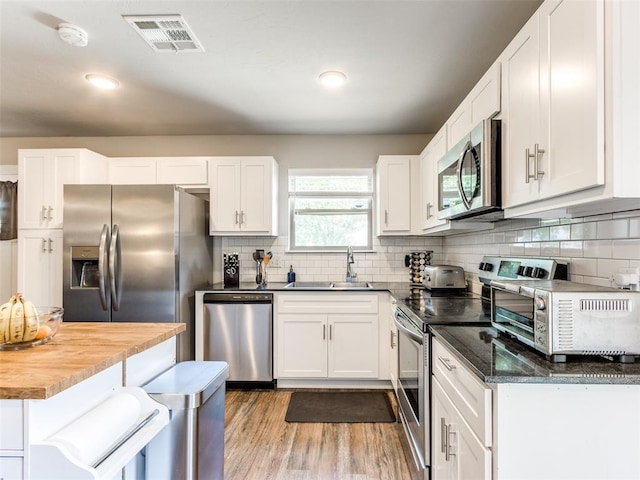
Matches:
[[423, 265, 467, 290]]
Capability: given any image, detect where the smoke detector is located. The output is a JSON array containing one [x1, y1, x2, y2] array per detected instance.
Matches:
[[123, 14, 204, 53], [58, 23, 88, 47]]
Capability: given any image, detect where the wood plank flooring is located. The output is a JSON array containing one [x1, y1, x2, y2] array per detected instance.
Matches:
[[224, 389, 420, 480]]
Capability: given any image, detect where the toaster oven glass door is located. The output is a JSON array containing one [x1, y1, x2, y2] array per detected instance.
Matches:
[[491, 288, 535, 342]]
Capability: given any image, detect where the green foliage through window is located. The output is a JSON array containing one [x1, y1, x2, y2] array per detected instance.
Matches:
[[289, 169, 373, 250]]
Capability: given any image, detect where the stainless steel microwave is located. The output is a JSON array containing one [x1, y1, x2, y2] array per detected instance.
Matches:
[[491, 279, 640, 363], [437, 119, 501, 221]]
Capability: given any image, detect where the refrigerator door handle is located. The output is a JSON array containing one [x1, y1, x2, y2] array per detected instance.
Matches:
[[98, 224, 110, 311], [109, 224, 123, 311]]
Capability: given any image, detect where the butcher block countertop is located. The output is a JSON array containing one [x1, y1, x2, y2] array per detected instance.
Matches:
[[0, 322, 185, 400]]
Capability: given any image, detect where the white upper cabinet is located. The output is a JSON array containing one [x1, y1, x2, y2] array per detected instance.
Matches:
[[109, 157, 209, 186], [18, 149, 108, 229], [109, 158, 157, 184], [209, 156, 278, 235], [500, 0, 640, 217], [502, 0, 604, 209], [447, 62, 501, 147], [376, 155, 416, 235], [420, 127, 448, 231]]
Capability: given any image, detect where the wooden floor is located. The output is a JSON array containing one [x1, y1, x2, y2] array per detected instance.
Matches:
[[223, 389, 420, 480]]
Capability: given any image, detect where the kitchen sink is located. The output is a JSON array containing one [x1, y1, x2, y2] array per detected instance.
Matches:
[[283, 281, 373, 290], [283, 282, 333, 289], [330, 282, 373, 289]]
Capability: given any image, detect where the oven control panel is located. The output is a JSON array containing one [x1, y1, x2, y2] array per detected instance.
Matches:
[[477, 256, 568, 283]]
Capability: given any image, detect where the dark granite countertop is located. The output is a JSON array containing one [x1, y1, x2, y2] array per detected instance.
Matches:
[[197, 281, 407, 293], [431, 325, 640, 385]]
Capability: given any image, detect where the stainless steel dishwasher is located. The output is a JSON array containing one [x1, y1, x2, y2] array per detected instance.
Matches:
[[201, 292, 274, 388]]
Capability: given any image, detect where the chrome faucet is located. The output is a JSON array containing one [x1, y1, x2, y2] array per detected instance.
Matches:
[[346, 246, 357, 282]]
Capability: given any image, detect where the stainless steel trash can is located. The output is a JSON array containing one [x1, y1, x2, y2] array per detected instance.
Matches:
[[143, 361, 229, 480]]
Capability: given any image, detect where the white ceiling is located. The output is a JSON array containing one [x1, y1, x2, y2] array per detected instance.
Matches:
[[0, 0, 542, 138]]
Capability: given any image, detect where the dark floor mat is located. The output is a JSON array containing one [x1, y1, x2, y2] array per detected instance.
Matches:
[[285, 391, 396, 423]]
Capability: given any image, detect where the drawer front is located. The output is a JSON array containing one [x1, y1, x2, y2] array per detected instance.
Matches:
[[432, 338, 492, 447], [276, 293, 378, 314]]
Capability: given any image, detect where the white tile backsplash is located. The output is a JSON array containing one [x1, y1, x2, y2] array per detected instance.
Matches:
[[219, 209, 640, 288], [442, 209, 640, 287]]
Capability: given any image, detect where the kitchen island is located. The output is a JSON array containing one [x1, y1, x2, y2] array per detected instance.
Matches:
[[0, 322, 185, 480]]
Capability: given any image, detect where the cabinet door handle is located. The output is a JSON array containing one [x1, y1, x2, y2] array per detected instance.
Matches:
[[48, 238, 53, 253], [235, 211, 239, 225], [533, 143, 545, 180], [329, 324, 333, 340], [438, 356, 456, 371], [47, 206, 53, 221], [426, 203, 432, 220], [323, 325, 326, 340], [445, 426, 456, 461], [41, 238, 47, 253], [41, 206, 47, 223], [525, 148, 532, 184], [384, 210, 389, 225], [390, 330, 396, 348], [526, 145, 546, 183], [440, 417, 447, 453], [240, 211, 245, 225]]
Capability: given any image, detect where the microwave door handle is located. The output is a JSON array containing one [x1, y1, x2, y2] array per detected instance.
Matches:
[[456, 141, 472, 210], [98, 224, 110, 311], [456, 141, 481, 210]]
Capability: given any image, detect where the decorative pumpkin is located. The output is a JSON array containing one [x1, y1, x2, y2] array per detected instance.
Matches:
[[0, 293, 39, 343]]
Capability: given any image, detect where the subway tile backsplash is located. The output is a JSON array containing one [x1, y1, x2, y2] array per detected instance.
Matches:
[[221, 236, 443, 284], [444, 209, 640, 289], [220, 208, 640, 288]]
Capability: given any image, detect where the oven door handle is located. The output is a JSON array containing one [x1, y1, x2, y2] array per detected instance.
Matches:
[[393, 314, 423, 344]]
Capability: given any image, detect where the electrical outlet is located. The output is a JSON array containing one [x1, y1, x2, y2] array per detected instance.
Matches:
[[612, 267, 640, 290]]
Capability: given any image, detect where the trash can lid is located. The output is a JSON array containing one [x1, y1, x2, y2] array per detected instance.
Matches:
[[142, 361, 229, 409]]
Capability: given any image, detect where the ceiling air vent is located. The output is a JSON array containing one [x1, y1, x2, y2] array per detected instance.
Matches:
[[123, 15, 204, 53]]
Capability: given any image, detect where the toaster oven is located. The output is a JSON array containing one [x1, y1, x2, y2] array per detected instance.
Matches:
[[491, 279, 640, 363]]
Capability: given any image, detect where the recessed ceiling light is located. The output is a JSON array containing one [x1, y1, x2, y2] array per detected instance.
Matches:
[[85, 74, 120, 90], [319, 71, 347, 88]]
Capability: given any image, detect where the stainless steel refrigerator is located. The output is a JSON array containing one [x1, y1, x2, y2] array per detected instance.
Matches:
[[63, 184, 212, 361]]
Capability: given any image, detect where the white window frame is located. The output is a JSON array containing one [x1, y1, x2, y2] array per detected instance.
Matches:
[[288, 168, 373, 252]]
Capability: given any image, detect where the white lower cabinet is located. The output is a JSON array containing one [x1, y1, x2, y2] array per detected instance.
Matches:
[[275, 293, 380, 380], [433, 335, 640, 480], [432, 379, 491, 480], [0, 457, 23, 480], [432, 338, 492, 480], [277, 313, 379, 379]]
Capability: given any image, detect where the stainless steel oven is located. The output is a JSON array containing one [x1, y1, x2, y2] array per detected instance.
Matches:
[[394, 307, 427, 471]]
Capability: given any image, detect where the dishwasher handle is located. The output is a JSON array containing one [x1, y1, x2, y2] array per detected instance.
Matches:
[[203, 293, 273, 304]]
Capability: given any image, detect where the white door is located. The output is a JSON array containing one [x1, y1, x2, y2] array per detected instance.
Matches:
[[17, 229, 62, 307], [328, 314, 379, 378], [432, 379, 456, 480], [501, 14, 542, 208], [420, 129, 448, 231], [377, 156, 411, 233], [538, 0, 605, 199], [209, 159, 242, 233], [276, 314, 327, 378], [241, 158, 272, 232], [18, 151, 48, 229], [50, 152, 81, 228]]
